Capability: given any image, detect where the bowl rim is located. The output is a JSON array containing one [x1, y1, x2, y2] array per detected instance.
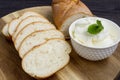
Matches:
[[69, 16, 120, 49]]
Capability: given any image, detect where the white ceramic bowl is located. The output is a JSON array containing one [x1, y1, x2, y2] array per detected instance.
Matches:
[[69, 17, 120, 61]]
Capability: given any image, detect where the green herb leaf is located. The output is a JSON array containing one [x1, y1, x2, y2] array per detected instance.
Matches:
[[87, 20, 104, 35]]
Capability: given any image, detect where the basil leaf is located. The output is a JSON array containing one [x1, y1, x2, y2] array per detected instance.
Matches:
[[87, 20, 104, 35]]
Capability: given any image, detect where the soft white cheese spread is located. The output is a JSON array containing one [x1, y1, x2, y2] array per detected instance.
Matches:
[[72, 17, 119, 48]]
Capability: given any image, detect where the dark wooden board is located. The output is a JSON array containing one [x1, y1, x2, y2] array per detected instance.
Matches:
[[0, 6, 120, 80]]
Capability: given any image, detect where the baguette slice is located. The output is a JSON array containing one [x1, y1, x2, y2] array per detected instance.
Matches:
[[52, 0, 93, 38], [14, 22, 56, 50], [12, 16, 49, 41], [8, 11, 41, 36], [2, 24, 10, 37], [19, 29, 64, 58], [22, 39, 71, 79]]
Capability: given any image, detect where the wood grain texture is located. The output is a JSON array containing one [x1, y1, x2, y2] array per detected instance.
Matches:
[[0, 6, 120, 80]]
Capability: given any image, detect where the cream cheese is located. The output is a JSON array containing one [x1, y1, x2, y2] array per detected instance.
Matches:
[[72, 17, 119, 48]]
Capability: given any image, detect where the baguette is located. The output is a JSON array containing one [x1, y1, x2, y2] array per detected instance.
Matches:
[[12, 16, 49, 41], [19, 29, 65, 58], [22, 39, 71, 79], [14, 22, 56, 50], [52, 0, 93, 38]]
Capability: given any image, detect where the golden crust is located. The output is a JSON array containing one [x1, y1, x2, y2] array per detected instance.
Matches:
[[52, 0, 93, 29]]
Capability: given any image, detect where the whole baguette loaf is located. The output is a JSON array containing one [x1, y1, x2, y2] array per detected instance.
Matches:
[[52, 0, 93, 38]]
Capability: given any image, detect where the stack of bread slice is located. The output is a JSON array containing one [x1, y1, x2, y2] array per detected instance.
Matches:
[[2, 11, 71, 79]]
